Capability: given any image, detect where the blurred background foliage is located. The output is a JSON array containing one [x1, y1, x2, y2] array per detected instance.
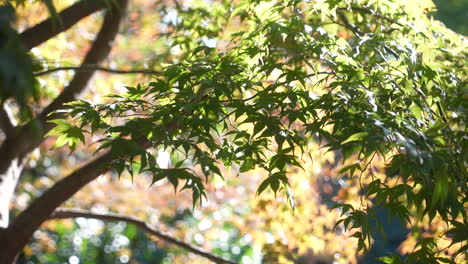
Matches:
[[8, 0, 466, 263], [432, 0, 468, 35]]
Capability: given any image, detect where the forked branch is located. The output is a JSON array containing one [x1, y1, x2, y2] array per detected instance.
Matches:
[[39, 0, 129, 122]]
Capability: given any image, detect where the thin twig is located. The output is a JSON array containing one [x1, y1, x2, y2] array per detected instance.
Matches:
[[50, 208, 237, 264], [340, 6, 404, 27], [35, 65, 163, 77], [358, 152, 377, 208]]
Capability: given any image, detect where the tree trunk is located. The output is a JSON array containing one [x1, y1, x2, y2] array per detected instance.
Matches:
[[0, 159, 23, 263], [0, 159, 22, 228], [0, 0, 127, 262]]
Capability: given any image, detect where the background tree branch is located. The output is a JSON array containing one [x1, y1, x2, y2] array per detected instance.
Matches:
[[35, 65, 162, 77], [19, 0, 107, 51], [39, 0, 129, 122], [50, 208, 237, 264]]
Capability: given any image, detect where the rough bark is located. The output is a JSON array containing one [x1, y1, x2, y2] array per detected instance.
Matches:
[[50, 209, 237, 264]]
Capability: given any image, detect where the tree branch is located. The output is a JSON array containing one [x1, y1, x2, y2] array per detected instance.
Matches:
[[1, 150, 114, 263], [50, 209, 237, 264], [2, 138, 150, 263], [19, 0, 107, 50], [35, 65, 162, 77], [0, 106, 15, 139], [0, 3, 130, 261], [39, 0, 128, 122], [0, 0, 128, 175]]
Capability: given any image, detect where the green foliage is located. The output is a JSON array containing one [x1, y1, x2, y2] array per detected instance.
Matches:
[[45, 119, 85, 150], [51, 0, 467, 262]]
